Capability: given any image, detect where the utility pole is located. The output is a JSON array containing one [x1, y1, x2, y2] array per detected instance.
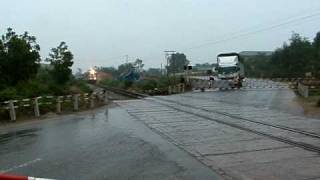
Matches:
[[164, 51, 176, 84]]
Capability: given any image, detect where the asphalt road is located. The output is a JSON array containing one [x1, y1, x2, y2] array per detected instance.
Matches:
[[1, 80, 319, 180], [0, 105, 220, 180], [116, 85, 320, 180]]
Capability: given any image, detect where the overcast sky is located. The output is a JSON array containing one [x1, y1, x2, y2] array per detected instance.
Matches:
[[2, 0, 320, 71]]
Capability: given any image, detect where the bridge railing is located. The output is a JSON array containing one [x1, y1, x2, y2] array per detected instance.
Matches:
[[0, 91, 108, 121]]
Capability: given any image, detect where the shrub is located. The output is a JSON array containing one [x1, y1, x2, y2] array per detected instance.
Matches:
[[69, 80, 92, 93], [48, 83, 68, 96], [100, 79, 123, 88], [136, 80, 157, 91], [123, 80, 133, 89], [16, 80, 50, 97], [0, 87, 18, 101]]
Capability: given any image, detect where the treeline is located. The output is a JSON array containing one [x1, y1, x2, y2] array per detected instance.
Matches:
[[243, 32, 320, 78], [0, 28, 90, 101], [97, 53, 189, 94]]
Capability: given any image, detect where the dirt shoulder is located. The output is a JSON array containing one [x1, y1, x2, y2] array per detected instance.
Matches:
[[293, 95, 320, 118]]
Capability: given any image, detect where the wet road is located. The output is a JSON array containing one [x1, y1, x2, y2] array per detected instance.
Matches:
[[1, 80, 320, 180], [117, 85, 320, 180], [0, 106, 220, 180]]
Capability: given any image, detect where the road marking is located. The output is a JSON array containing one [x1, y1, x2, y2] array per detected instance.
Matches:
[[0, 158, 42, 173]]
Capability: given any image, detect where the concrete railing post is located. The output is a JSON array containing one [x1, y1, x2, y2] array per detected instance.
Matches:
[[73, 94, 79, 111], [298, 82, 309, 98], [90, 93, 95, 108], [34, 97, 40, 117], [56, 96, 62, 113], [8, 100, 16, 121], [181, 83, 185, 93]]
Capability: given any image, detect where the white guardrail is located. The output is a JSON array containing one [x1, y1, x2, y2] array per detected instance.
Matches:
[[0, 91, 109, 121]]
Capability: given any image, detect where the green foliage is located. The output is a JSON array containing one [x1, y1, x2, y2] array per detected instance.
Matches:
[[145, 68, 162, 77], [97, 66, 118, 77], [167, 53, 189, 74], [0, 28, 41, 86], [136, 80, 157, 91], [69, 80, 92, 93], [36, 64, 54, 83], [133, 58, 144, 72], [0, 87, 18, 102], [244, 32, 320, 78], [46, 42, 74, 85], [101, 79, 124, 88], [0, 28, 91, 109], [124, 80, 133, 88], [270, 33, 314, 77], [243, 54, 272, 78], [16, 80, 50, 97], [118, 63, 134, 75]]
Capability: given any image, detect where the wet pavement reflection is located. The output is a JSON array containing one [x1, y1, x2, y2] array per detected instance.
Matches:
[[0, 105, 219, 180]]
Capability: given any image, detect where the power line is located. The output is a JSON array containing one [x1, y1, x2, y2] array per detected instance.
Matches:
[[180, 11, 320, 51], [99, 9, 320, 66], [186, 7, 320, 47]]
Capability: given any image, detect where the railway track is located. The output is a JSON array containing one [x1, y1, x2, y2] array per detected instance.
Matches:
[[157, 95, 320, 139], [97, 84, 147, 99], [99, 85, 320, 153]]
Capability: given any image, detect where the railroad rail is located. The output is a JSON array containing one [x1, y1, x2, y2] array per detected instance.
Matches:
[[96, 85, 147, 99], [101, 86, 320, 153], [174, 94, 320, 139]]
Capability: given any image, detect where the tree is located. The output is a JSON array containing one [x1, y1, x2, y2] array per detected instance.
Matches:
[[118, 62, 133, 75], [133, 58, 144, 72], [242, 54, 271, 78], [313, 32, 320, 49], [312, 32, 320, 77], [46, 42, 74, 85], [146, 68, 162, 76], [0, 28, 41, 86], [97, 66, 118, 77], [270, 33, 314, 77], [167, 53, 189, 74]]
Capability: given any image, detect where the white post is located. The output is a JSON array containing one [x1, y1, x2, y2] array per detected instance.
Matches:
[[34, 97, 40, 117], [181, 83, 185, 93], [73, 94, 79, 111], [8, 100, 16, 121], [56, 96, 62, 113]]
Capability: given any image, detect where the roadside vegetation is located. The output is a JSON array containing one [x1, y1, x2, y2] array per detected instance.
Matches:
[[243, 31, 320, 108], [243, 31, 320, 78], [0, 28, 91, 102], [97, 53, 190, 95]]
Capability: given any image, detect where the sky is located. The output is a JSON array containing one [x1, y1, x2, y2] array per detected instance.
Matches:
[[2, 0, 320, 71]]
